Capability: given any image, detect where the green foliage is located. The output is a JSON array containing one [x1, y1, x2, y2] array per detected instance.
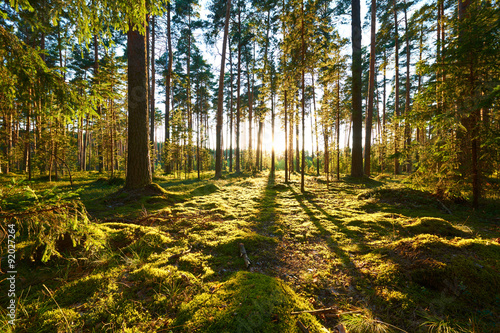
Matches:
[[341, 309, 393, 333], [0, 179, 104, 262]]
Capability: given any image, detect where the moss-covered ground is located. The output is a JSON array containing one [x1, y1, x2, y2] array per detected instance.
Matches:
[[1, 171, 499, 332]]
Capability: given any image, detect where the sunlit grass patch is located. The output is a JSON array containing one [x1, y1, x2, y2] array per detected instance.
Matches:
[[172, 271, 324, 332]]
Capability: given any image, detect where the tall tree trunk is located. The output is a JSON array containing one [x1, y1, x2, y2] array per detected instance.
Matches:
[[289, 114, 293, 179], [94, 34, 103, 173], [282, 0, 288, 182], [295, 111, 299, 173], [271, 91, 275, 175], [247, 60, 253, 171], [351, 0, 363, 177], [197, 92, 201, 180], [165, 3, 173, 174], [229, 38, 234, 172], [284, 90, 288, 182], [300, 0, 306, 192], [256, 118, 262, 170], [312, 72, 319, 176], [235, 5, 241, 173], [187, 10, 193, 173], [214, 0, 232, 178], [150, 16, 156, 175], [382, 49, 387, 172], [125, 20, 152, 189], [403, 1, 411, 173], [364, 0, 376, 176], [393, 0, 400, 175], [336, 76, 341, 180]]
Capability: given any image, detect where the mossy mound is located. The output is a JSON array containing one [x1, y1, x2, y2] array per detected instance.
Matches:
[[358, 186, 436, 208], [191, 183, 221, 196], [404, 217, 470, 237], [390, 235, 500, 308], [173, 271, 324, 332], [272, 183, 290, 191]]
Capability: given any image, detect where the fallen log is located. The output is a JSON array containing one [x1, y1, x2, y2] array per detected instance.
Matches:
[[239, 243, 251, 268]]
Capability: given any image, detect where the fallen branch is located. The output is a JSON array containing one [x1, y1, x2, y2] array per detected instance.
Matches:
[[291, 307, 337, 315], [0, 204, 72, 219], [239, 243, 251, 268], [296, 320, 309, 333], [168, 246, 192, 261], [436, 199, 453, 215]]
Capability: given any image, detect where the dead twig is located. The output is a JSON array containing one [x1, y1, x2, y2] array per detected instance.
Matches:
[[291, 306, 337, 315], [239, 243, 251, 268], [296, 320, 310, 333], [436, 198, 453, 215]]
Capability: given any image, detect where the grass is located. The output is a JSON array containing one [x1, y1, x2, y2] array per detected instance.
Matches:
[[0, 170, 499, 332]]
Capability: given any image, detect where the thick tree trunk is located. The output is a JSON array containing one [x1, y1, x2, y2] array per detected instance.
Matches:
[[351, 0, 363, 177], [125, 21, 152, 189]]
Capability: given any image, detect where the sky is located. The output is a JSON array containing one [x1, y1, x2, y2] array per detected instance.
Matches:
[[152, 0, 370, 156]]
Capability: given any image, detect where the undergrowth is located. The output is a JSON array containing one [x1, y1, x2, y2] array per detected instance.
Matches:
[[0, 171, 498, 332]]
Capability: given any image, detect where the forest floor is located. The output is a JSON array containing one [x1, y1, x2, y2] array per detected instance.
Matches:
[[1, 171, 499, 333]]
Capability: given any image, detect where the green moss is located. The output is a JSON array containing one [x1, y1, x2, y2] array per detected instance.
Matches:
[[173, 271, 324, 332], [191, 183, 221, 196], [404, 217, 470, 237]]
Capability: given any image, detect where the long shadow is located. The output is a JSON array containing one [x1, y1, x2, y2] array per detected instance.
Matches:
[[301, 187, 411, 239], [289, 187, 361, 271], [245, 172, 283, 274]]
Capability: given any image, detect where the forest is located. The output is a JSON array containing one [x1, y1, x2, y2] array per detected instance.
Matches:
[[0, 0, 499, 332]]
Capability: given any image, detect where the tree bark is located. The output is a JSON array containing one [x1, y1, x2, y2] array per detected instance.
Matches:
[[336, 76, 341, 180], [150, 16, 156, 175], [403, 1, 411, 173], [300, 0, 306, 192], [364, 0, 376, 176], [351, 0, 363, 177], [94, 34, 103, 173], [229, 38, 234, 172], [165, 3, 173, 174], [235, 5, 241, 173], [393, 0, 400, 175], [125, 21, 152, 189], [215, 0, 232, 178]]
